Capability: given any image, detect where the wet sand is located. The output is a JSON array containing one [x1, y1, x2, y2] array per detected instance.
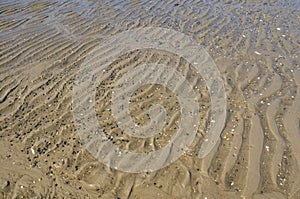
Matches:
[[0, 0, 300, 198]]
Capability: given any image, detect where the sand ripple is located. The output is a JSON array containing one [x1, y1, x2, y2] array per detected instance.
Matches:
[[0, 0, 299, 198]]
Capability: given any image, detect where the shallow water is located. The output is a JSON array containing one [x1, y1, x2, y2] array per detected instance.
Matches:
[[0, 0, 299, 198]]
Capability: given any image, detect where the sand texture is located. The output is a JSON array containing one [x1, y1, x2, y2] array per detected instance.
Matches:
[[0, 0, 300, 198]]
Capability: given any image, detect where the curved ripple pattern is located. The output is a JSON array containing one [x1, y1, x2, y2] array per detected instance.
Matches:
[[72, 27, 227, 173]]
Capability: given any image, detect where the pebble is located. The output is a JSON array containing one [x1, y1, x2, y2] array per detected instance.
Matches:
[[265, 146, 270, 152], [254, 51, 262, 55], [31, 148, 35, 155]]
